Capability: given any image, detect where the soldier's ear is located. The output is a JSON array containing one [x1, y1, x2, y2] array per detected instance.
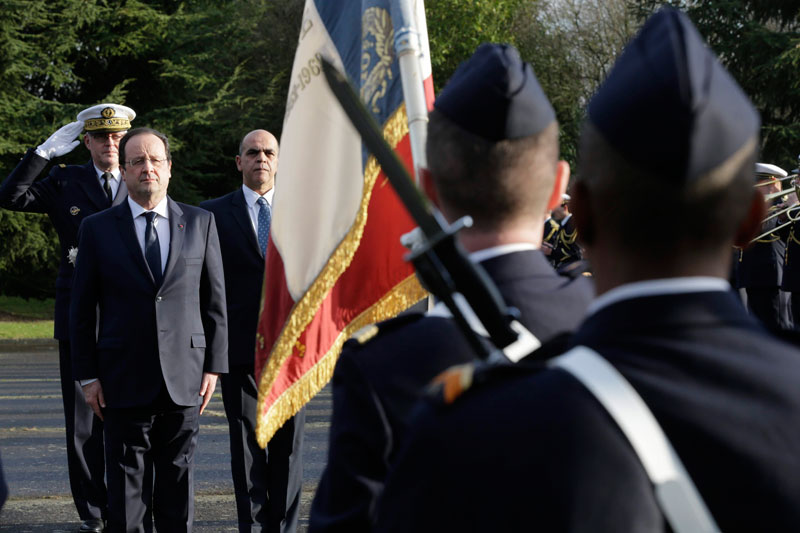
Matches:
[[546, 161, 570, 211], [83, 134, 90, 149], [420, 167, 440, 208], [733, 190, 767, 247]]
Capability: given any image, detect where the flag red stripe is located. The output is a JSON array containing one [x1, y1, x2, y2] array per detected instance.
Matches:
[[257, 134, 418, 409]]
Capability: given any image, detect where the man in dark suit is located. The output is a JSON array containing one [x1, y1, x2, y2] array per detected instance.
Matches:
[[309, 44, 594, 532], [70, 127, 228, 533], [376, 9, 800, 532], [0, 103, 135, 533], [200, 130, 304, 533]]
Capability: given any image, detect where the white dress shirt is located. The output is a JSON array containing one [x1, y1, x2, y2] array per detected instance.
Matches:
[[128, 196, 170, 274], [241, 184, 274, 236], [94, 165, 121, 200]]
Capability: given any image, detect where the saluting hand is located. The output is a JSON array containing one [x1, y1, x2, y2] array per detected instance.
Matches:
[[81, 380, 106, 421], [199, 372, 219, 415], [35, 121, 84, 160]]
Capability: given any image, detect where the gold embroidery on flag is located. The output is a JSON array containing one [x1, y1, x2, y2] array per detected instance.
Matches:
[[361, 7, 394, 114], [255, 105, 426, 447], [258, 274, 427, 447]]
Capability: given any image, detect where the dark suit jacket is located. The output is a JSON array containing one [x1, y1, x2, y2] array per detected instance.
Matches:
[[0, 149, 127, 339], [70, 197, 228, 407], [200, 189, 264, 367], [310, 250, 594, 532], [376, 290, 800, 532]]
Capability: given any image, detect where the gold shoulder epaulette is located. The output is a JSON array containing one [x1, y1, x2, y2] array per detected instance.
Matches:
[[356, 324, 380, 345], [430, 363, 475, 405], [58, 164, 66, 168]]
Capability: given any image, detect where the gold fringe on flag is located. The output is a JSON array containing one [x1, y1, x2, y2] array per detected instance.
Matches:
[[256, 104, 427, 447]]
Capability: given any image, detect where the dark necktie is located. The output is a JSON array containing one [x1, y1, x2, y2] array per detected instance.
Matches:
[[144, 211, 163, 287], [102, 172, 113, 204], [257, 197, 271, 257]]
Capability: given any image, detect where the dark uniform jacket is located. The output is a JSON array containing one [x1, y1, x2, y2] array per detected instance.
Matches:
[[737, 210, 787, 288], [309, 249, 594, 532], [542, 216, 559, 251], [375, 287, 800, 532], [0, 149, 127, 338], [551, 214, 582, 270], [781, 218, 800, 292]]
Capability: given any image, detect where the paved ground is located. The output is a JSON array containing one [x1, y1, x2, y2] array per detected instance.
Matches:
[[0, 342, 332, 532]]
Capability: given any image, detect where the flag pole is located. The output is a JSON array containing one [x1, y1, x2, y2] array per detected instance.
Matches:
[[393, 0, 430, 184]]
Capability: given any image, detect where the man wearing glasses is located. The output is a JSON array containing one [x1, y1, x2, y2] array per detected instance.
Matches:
[[0, 103, 135, 533], [71, 127, 228, 532]]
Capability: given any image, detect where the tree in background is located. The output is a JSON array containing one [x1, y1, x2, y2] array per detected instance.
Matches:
[[0, 0, 303, 298], [2, 0, 798, 299], [635, 0, 800, 166]]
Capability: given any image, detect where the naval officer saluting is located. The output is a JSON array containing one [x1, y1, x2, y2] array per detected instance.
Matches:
[[0, 103, 135, 533]]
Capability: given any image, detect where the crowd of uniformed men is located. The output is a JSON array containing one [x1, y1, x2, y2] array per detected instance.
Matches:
[[2, 5, 800, 533]]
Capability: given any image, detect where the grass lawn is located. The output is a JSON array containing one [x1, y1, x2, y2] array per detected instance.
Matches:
[[0, 320, 54, 339], [0, 295, 55, 319], [0, 295, 55, 339]]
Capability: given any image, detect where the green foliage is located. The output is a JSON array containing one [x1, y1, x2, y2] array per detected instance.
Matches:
[[0, 295, 55, 319], [2, 0, 800, 299], [634, 0, 800, 168], [425, 0, 528, 93], [0, 211, 59, 298]]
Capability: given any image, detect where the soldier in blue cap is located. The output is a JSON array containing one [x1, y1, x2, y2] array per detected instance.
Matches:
[[375, 9, 800, 532], [309, 43, 594, 532], [0, 103, 135, 533]]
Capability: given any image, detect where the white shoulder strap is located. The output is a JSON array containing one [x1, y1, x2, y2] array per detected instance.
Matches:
[[549, 346, 721, 533]]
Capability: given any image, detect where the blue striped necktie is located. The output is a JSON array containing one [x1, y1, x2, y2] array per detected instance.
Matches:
[[257, 197, 271, 257]]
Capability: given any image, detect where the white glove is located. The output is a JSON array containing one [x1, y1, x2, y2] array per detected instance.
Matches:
[[35, 121, 84, 160]]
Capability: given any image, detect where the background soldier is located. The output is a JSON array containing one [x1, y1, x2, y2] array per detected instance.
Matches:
[[548, 193, 585, 274], [737, 163, 790, 330], [0, 103, 135, 533], [781, 160, 800, 327]]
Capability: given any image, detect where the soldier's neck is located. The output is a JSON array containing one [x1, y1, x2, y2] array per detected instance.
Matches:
[[587, 240, 733, 296], [457, 224, 543, 254]]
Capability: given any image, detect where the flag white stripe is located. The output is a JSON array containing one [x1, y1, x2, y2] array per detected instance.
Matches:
[[273, 0, 364, 300]]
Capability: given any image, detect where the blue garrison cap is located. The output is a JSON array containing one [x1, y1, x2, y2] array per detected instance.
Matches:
[[588, 8, 760, 184], [434, 43, 555, 142]]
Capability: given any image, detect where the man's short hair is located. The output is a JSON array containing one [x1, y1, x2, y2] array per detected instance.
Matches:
[[120, 128, 172, 168], [426, 109, 559, 231], [577, 120, 757, 255]]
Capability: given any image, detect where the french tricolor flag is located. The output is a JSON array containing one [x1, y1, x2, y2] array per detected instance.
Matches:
[[254, 0, 433, 446]]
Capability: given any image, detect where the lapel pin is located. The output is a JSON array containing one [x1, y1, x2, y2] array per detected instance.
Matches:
[[69, 206, 80, 216]]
